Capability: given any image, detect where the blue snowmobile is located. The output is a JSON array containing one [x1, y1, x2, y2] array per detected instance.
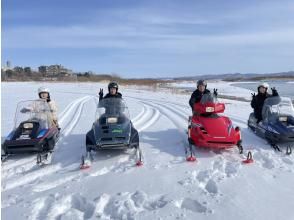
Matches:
[[80, 98, 142, 169], [248, 96, 294, 154], [2, 100, 60, 164]]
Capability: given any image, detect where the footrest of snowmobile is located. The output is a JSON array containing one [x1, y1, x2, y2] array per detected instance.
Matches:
[[37, 151, 53, 166], [186, 156, 197, 162], [136, 160, 143, 166], [242, 151, 253, 164], [80, 155, 92, 169]]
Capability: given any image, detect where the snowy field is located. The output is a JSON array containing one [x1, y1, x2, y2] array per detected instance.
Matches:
[[1, 82, 294, 220]]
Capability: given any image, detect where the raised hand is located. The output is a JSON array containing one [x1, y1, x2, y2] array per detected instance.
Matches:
[[271, 87, 278, 96], [99, 88, 103, 97], [251, 92, 256, 98], [213, 88, 218, 97]]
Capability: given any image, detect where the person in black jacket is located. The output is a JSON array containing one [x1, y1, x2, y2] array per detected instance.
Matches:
[[189, 80, 218, 112], [99, 81, 122, 101], [98, 81, 140, 151], [251, 82, 279, 123]]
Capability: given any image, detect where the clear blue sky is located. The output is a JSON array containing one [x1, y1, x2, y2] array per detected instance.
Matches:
[[2, 0, 294, 78]]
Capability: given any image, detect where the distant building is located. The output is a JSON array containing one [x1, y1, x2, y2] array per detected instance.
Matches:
[[2, 60, 12, 71], [38, 66, 48, 75], [6, 61, 11, 69], [38, 64, 72, 77]]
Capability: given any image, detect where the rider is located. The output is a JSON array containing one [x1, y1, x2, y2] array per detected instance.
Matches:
[[20, 87, 60, 129], [98, 81, 139, 147], [38, 87, 60, 129], [251, 82, 279, 123], [189, 79, 218, 113], [99, 81, 122, 101]]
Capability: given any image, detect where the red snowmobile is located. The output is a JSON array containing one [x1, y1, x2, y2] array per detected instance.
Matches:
[[187, 93, 243, 160]]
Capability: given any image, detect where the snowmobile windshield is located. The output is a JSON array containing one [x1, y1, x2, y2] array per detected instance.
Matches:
[[262, 97, 294, 121], [14, 100, 53, 129], [200, 93, 218, 105], [96, 98, 130, 120]]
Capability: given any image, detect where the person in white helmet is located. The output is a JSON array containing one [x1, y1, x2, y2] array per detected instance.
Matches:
[[251, 82, 279, 123], [37, 87, 60, 129]]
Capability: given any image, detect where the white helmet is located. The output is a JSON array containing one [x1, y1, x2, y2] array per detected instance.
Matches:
[[258, 82, 269, 89], [38, 87, 50, 95]]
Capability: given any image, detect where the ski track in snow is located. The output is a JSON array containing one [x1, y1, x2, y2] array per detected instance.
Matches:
[[2, 87, 294, 219]]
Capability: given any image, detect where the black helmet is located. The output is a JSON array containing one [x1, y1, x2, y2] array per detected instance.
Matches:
[[108, 81, 118, 92], [197, 79, 207, 88]]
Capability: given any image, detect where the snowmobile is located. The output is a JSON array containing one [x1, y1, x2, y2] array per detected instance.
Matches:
[[187, 93, 243, 160], [248, 96, 294, 154], [81, 98, 142, 169], [1, 100, 60, 164]]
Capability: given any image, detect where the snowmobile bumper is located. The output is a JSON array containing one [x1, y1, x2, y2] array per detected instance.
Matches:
[[87, 140, 132, 151], [3, 139, 44, 154], [195, 139, 237, 149]]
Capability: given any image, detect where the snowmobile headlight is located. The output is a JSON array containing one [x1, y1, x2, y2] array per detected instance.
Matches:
[[206, 107, 214, 112], [23, 123, 34, 129], [107, 117, 118, 124], [279, 116, 287, 122]]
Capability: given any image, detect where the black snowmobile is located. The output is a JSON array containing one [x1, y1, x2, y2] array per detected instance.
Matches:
[[1, 100, 60, 164], [248, 96, 294, 154], [81, 98, 142, 169]]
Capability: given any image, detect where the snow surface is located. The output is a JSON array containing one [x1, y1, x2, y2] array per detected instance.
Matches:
[[1, 82, 294, 220], [168, 81, 254, 100]]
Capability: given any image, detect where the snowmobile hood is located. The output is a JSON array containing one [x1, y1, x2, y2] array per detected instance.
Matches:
[[198, 116, 233, 137]]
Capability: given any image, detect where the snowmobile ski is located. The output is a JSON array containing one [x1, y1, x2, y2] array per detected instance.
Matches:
[[286, 145, 292, 155], [135, 147, 143, 166], [185, 144, 196, 162], [37, 151, 53, 166], [80, 153, 92, 169]]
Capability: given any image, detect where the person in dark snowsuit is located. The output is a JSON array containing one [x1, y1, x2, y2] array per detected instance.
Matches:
[[98, 82, 139, 148], [251, 82, 279, 123], [99, 81, 122, 101], [189, 80, 218, 113]]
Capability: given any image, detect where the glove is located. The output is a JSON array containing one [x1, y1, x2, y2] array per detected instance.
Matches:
[[213, 88, 218, 97], [271, 87, 278, 96], [251, 93, 256, 98], [99, 88, 103, 98], [20, 108, 30, 113]]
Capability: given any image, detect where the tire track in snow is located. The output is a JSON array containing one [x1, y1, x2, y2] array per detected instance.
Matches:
[[133, 103, 160, 132], [140, 100, 187, 140], [58, 96, 91, 135], [132, 104, 146, 124]]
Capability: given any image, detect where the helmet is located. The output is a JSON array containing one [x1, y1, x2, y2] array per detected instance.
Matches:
[[258, 82, 269, 89], [197, 79, 207, 88], [108, 81, 118, 91], [38, 87, 50, 95]]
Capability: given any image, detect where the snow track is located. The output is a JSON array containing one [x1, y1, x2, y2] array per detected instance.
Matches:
[[2, 83, 294, 220], [133, 103, 161, 132]]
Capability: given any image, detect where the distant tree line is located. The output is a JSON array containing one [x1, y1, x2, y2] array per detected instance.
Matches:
[[1, 66, 167, 86]]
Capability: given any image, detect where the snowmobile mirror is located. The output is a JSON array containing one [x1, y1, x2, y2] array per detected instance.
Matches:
[[107, 117, 118, 124]]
